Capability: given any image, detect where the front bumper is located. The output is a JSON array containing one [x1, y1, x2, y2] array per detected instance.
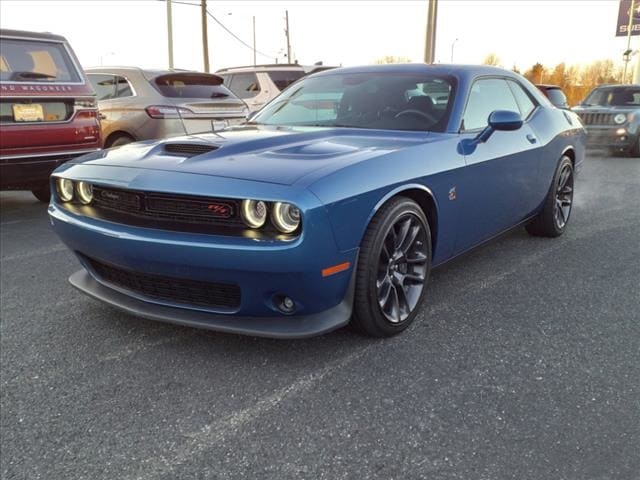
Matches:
[[585, 125, 639, 150], [69, 267, 354, 338], [0, 149, 100, 189], [48, 182, 357, 338]]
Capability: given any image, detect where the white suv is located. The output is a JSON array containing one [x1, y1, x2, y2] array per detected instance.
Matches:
[[216, 64, 334, 112]]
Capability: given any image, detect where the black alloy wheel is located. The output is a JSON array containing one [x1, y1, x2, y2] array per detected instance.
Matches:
[[526, 155, 574, 238], [376, 214, 429, 323], [352, 197, 432, 337], [554, 161, 574, 230]]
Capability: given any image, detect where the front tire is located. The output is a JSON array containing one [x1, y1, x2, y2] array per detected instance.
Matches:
[[526, 155, 574, 238], [352, 197, 432, 337]]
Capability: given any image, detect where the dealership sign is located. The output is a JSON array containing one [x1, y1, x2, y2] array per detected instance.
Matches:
[[617, 0, 640, 36]]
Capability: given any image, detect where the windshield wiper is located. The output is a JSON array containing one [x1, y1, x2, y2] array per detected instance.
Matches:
[[10, 71, 57, 81]]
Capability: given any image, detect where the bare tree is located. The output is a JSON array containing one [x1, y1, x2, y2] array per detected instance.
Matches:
[[374, 55, 412, 64], [482, 53, 500, 67]]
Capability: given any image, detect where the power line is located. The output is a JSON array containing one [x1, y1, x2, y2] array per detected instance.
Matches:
[[165, 1, 281, 62], [205, 10, 278, 60]]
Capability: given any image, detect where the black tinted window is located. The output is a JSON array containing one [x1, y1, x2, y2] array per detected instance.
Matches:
[[545, 88, 568, 107], [267, 70, 304, 90], [115, 76, 133, 98], [229, 72, 260, 99], [0, 39, 81, 82], [153, 73, 232, 99], [463, 78, 519, 131], [88, 74, 116, 100]]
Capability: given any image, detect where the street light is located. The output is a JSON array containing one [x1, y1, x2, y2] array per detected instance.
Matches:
[[451, 38, 458, 63]]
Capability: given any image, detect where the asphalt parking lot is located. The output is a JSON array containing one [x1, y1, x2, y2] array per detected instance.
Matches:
[[1, 151, 639, 480]]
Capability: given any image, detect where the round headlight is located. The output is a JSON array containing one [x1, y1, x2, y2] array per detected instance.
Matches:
[[76, 181, 93, 204], [271, 202, 301, 233], [614, 113, 627, 124], [56, 178, 74, 202], [241, 199, 268, 228]]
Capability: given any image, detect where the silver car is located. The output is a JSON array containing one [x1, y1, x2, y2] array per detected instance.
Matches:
[[216, 63, 335, 112], [86, 67, 248, 148]]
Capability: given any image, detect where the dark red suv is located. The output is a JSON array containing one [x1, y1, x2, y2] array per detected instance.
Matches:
[[0, 29, 101, 201]]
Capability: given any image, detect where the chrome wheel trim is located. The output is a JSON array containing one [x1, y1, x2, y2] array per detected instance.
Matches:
[[376, 213, 428, 324]]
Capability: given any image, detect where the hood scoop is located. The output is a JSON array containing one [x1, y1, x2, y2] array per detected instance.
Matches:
[[164, 143, 219, 157]]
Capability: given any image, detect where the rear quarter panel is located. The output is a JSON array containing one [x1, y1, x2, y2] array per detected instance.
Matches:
[[529, 107, 586, 195]]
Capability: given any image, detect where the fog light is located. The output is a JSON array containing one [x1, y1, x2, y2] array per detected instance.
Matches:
[[274, 294, 296, 314]]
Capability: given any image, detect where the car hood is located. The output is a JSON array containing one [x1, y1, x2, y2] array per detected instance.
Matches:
[[72, 126, 434, 185]]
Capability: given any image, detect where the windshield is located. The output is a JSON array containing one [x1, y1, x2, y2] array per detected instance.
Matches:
[[583, 87, 640, 107], [253, 72, 455, 132], [0, 38, 80, 82]]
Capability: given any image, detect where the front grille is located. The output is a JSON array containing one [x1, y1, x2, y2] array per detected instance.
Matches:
[[91, 186, 244, 234], [84, 255, 241, 309], [579, 113, 615, 126], [164, 143, 218, 156]]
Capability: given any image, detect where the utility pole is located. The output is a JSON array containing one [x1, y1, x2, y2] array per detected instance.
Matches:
[[635, 36, 640, 83], [424, 0, 438, 63], [201, 0, 210, 72], [166, 0, 174, 69], [285, 10, 291, 63], [252, 16, 257, 66], [623, 0, 636, 82]]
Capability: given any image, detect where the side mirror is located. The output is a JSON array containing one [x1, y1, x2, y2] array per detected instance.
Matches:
[[488, 110, 523, 131], [458, 110, 523, 155]]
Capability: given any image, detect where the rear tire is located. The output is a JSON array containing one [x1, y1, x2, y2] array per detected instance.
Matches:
[[526, 155, 574, 238], [31, 185, 51, 203], [351, 197, 432, 337]]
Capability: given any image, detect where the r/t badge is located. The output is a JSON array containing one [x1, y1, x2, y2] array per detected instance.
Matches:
[[449, 187, 457, 201]]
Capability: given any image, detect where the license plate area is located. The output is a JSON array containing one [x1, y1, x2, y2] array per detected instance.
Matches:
[[12, 103, 45, 122]]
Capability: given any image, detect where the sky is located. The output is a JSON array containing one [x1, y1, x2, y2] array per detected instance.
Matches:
[[0, 0, 634, 73]]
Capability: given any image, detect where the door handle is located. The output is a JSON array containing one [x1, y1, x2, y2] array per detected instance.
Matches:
[[526, 134, 537, 144]]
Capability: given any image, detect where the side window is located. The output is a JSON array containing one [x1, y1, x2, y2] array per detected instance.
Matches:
[[507, 80, 536, 119], [229, 72, 260, 99], [462, 78, 519, 131], [114, 76, 133, 98], [88, 74, 116, 101]]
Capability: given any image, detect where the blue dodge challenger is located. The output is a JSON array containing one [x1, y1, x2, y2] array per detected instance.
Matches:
[[48, 64, 586, 338]]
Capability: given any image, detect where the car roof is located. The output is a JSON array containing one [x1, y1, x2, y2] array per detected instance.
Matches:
[[216, 63, 333, 74], [85, 66, 216, 77], [0, 28, 68, 42], [308, 63, 519, 81]]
